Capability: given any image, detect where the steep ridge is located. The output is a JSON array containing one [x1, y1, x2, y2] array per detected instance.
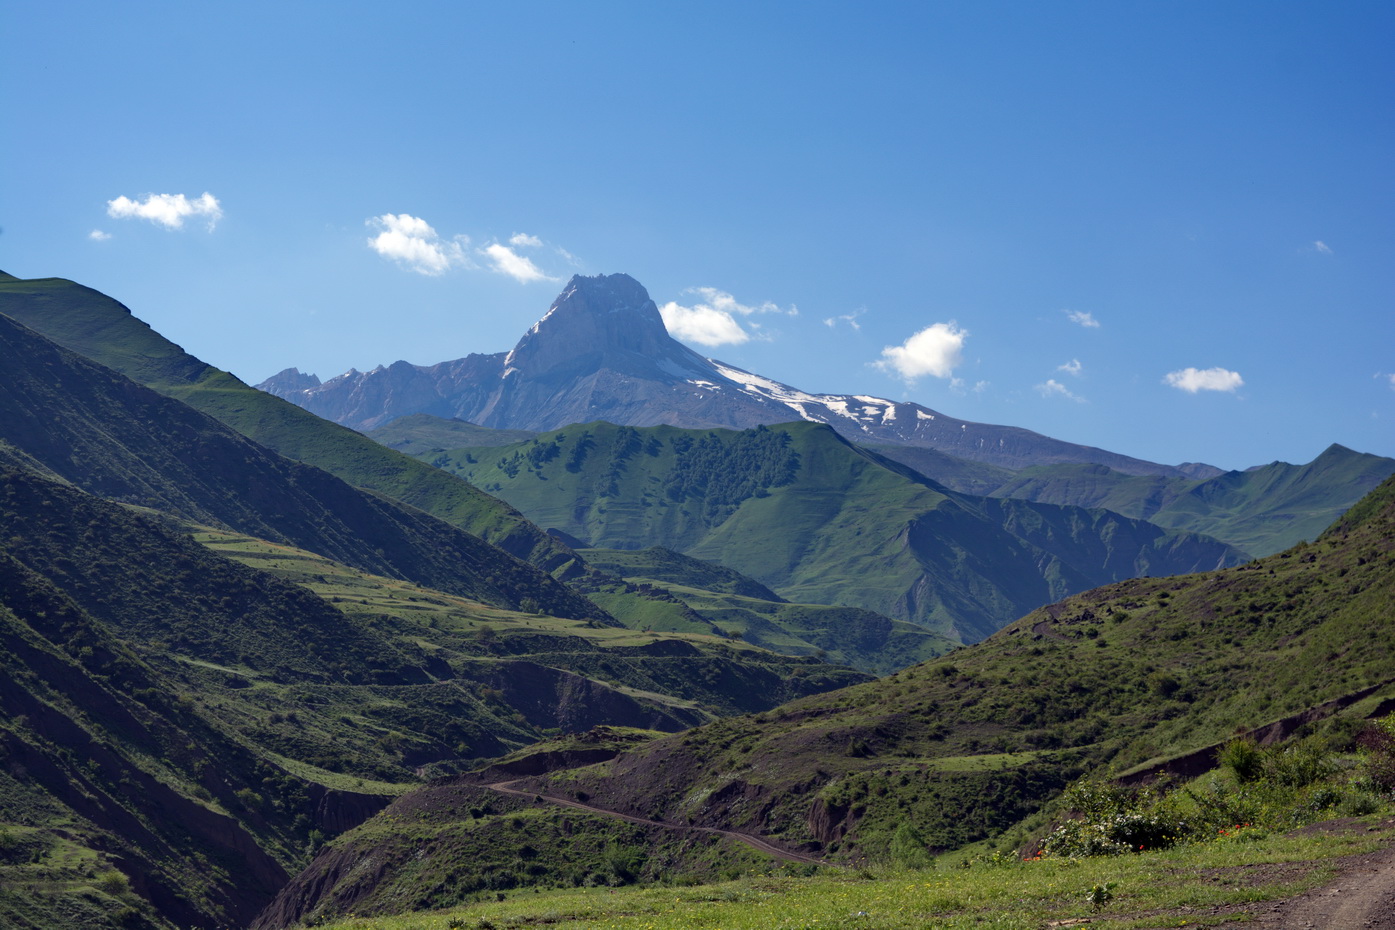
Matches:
[[260, 273, 1198, 477], [986, 443, 1395, 557], [408, 420, 1241, 642], [265, 477, 1395, 924], [0, 470, 398, 929], [0, 274, 582, 576], [0, 311, 602, 622]]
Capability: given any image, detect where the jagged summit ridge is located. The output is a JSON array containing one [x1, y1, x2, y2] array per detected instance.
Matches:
[[257, 274, 1198, 476], [504, 273, 708, 383]]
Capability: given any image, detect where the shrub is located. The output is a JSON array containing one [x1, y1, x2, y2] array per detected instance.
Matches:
[[1358, 714, 1395, 793], [1040, 780, 1190, 857], [1219, 738, 1265, 783]]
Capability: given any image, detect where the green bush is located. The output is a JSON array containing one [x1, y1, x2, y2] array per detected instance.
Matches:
[[1358, 714, 1395, 793], [1218, 737, 1265, 783]]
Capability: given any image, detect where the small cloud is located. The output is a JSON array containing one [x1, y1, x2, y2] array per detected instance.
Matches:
[[659, 301, 751, 346], [874, 322, 968, 383], [1058, 358, 1083, 376], [659, 287, 798, 348], [106, 192, 222, 231], [1314, 240, 1333, 255], [1163, 367, 1244, 393], [823, 309, 866, 330], [973, 380, 990, 394], [1037, 379, 1085, 402], [1065, 309, 1100, 329], [482, 242, 557, 283], [366, 213, 470, 276], [88, 229, 111, 241], [509, 232, 543, 248], [555, 246, 582, 266], [689, 286, 797, 318]]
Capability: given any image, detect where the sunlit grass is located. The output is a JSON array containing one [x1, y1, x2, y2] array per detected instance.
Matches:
[[314, 816, 1391, 930]]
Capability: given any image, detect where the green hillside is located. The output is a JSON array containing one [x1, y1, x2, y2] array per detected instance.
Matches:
[[272, 475, 1395, 922], [368, 413, 537, 456], [0, 462, 867, 929], [989, 444, 1395, 557], [0, 312, 602, 622], [0, 279, 876, 929], [580, 547, 956, 674], [549, 473, 1395, 855], [419, 420, 1242, 642], [0, 275, 581, 575]]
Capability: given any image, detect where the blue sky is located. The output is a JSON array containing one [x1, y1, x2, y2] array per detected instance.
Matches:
[[3, 1, 1392, 471]]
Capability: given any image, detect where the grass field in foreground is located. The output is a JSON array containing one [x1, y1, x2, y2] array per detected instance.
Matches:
[[314, 814, 1393, 930]]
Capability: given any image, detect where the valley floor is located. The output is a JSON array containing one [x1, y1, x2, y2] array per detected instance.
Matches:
[[310, 813, 1395, 930]]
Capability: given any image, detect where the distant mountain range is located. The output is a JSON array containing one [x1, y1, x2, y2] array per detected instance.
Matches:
[[396, 418, 1243, 642], [259, 273, 1217, 477]]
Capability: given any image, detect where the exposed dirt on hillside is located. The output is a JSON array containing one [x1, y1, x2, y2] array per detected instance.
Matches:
[[484, 778, 825, 865]]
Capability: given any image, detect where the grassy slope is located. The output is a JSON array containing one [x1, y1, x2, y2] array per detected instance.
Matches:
[[0, 462, 867, 930], [528, 473, 1394, 859], [581, 547, 955, 675], [421, 420, 1241, 642], [307, 818, 1395, 930], [991, 444, 1395, 558], [0, 275, 581, 575], [263, 476, 1395, 925], [0, 312, 603, 622], [367, 413, 537, 456], [199, 529, 869, 729]]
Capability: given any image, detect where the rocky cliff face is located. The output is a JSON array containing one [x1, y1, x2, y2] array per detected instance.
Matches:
[[258, 273, 1192, 476]]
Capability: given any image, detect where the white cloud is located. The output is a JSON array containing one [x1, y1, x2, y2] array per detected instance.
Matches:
[[689, 286, 798, 318], [366, 213, 470, 276], [874, 322, 968, 382], [509, 232, 543, 248], [1058, 358, 1082, 376], [88, 229, 111, 241], [1314, 240, 1333, 254], [659, 287, 798, 347], [1065, 309, 1100, 329], [823, 309, 865, 330], [106, 192, 222, 230], [659, 301, 751, 346], [1163, 367, 1244, 393], [482, 242, 556, 283], [1037, 379, 1085, 402]]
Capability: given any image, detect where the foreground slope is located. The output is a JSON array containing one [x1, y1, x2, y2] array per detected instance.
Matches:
[[415, 420, 1241, 641], [269, 475, 1395, 922]]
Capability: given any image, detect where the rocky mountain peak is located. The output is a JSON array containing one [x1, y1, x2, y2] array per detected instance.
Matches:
[[260, 367, 321, 395], [505, 273, 696, 380]]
